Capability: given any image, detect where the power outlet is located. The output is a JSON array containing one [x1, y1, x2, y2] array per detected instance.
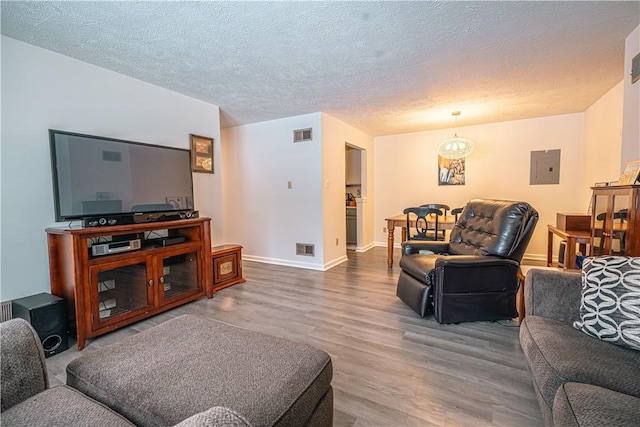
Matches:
[[383, 227, 387, 233], [335, 238, 339, 245]]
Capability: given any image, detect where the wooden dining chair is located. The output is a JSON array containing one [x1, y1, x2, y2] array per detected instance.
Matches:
[[404, 206, 445, 241], [452, 207, 464, 222]]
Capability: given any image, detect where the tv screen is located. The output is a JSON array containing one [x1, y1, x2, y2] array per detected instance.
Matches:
[[49, 130, 194, 222]]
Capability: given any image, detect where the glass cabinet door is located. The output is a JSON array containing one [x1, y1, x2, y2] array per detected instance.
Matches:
[[90, 258, 153, 329], [159, 250, 201, 305], [591, 194, 608, 256], [611, 194, 629, 255], [591, 191, 630, 256]]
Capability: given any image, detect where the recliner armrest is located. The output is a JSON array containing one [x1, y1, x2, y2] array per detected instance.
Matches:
[[402, 241, 450, 255], [434, 255, 520, 268]]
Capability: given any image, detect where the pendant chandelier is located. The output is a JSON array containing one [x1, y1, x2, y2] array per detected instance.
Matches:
[[437, 111, 474, 159]]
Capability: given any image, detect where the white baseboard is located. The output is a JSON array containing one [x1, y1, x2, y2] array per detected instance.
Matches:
[[243, 255, 325, 271], [243, 254, 348, 271], [355, 242, 376, 253], [521, 254, 548, 266], [324, 255, 349, 269]]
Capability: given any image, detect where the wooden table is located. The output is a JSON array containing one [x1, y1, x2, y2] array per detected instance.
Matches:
[[546, 224, 591, 270], [385, 214, 456, 268]]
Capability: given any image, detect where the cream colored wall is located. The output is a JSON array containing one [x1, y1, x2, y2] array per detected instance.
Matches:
[[321, 115, 349, 267], [321, 113, 375, 263], [374, 113, 585, 263], [580, 81, 624, 210]]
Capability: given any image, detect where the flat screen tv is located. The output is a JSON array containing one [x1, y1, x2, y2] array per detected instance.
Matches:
[[49, 130, 194, 222]]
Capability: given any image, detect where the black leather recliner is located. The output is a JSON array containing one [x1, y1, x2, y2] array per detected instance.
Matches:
[[396, 199, 538, 323]]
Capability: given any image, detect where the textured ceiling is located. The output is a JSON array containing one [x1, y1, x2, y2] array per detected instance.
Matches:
[[1, 1, 639, 136]]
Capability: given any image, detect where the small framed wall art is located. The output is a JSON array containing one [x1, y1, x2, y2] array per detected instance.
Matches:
[[618, 159, 640, 185], [438, 155, 466, 185], [190, 134, 214, 173]]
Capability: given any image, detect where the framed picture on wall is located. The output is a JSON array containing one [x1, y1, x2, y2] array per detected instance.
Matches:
[[190, 134, 214, 173], [438, 155, 466, 185]]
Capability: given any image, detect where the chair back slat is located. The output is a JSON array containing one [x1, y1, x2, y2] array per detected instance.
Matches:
[[418, 204, 450, 240]]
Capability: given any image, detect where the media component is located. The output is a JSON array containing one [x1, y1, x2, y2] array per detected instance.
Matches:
[[91, 239, 141, 257], [12, 293, 69, 358]]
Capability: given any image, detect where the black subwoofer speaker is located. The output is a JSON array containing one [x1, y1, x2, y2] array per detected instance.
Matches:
[[12, 292, 69, 357]]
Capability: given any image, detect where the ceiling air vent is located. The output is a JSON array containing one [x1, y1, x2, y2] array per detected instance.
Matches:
[[296, 243, 315, 257], [293, 128, 313, 143]]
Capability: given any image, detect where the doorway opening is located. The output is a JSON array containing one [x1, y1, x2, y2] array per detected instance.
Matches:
[[345, 144, 366, 250]]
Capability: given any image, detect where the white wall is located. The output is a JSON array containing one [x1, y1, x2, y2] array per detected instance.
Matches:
[[221, 112, 374, 270], [0, 37, 222, 301], [580, 81, 624, 208], [374, 113, 586, 263], [621, 25, 640, 166], [221, 113, 325, 269]]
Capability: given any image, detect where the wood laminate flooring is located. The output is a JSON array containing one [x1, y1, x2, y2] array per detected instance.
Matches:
[[46, 247, 543, 426]]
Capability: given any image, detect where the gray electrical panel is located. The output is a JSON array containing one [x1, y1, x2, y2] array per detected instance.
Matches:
[[530, 149, 561, 185]]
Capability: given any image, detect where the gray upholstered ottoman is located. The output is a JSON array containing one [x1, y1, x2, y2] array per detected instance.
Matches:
[[66, 315, 333, 427]]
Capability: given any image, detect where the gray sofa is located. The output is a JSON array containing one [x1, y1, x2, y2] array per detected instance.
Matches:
[[1, 315, 333, 427], [519, 269, 640, 426]]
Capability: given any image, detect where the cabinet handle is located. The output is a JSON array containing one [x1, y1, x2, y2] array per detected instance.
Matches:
[[148, 279, 154, 287], [159, 276, 165, 284]]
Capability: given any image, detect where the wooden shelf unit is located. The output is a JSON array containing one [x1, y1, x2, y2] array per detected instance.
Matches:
[[47, 217, 212, 350], [211, 244, 245, 295], [590, 185, 640, 257]]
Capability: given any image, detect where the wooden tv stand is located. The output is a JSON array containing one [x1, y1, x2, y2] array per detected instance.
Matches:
[[46, 217, 212, 350]]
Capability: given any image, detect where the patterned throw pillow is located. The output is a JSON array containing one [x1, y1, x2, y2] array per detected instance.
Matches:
[[573, 256, 640, 351]]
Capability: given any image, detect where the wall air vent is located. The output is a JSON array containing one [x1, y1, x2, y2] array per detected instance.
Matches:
[[102, 151, 122, 162], [293, 128, 313, 143], [296, 243, 315, 257], [0, 301, 12, 322]]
